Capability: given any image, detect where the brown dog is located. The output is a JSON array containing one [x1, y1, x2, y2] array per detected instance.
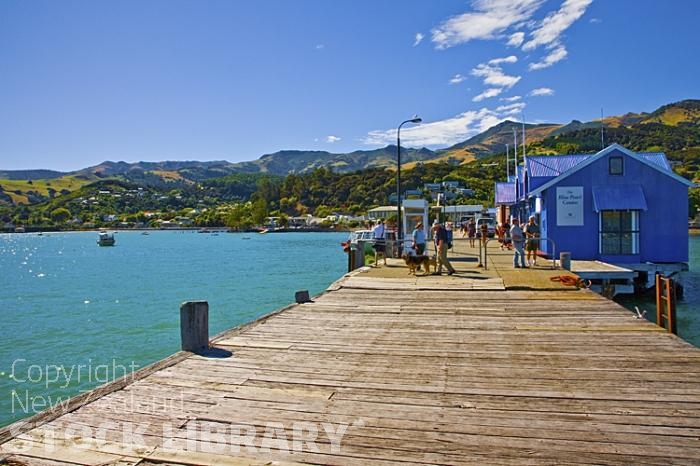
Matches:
[[402, 254, 435, 276]]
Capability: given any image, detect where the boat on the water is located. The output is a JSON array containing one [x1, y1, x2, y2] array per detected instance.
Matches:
[[97, 231, 116, 246], [345, 229, 375, 254]]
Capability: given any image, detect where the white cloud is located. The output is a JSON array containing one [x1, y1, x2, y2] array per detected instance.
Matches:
[[507, 31, 525, 47], [528, 44, 567, 70], [363, 105, 523, 148], [522, 0, 593, 51], [431, 0, 544, 49], [449, 74, 466, 85], [386, 0, 591, 151], [413, 33, 424, 46], [488, 55, 518, 66], [326, 135, 341, 143], [471, 62, 521, 89], [473, 88, 503, 102], [529, 87, 555, 96], [496, 102, 527, 115], [315, 44, 325, 50], [469, 55, 520, 103]]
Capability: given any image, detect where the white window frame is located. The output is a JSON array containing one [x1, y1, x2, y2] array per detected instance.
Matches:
[[598, 210, 640, 255]]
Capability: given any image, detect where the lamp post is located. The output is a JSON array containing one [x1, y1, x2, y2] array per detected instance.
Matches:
[[441, 184, 446, 223], [397, 117, 422, 249]]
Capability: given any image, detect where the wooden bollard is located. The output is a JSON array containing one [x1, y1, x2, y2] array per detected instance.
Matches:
[[180, 301, 209, 353], [560, 252, 571, 270], [355, 240, 366, 269], [295, 290, 311, 303]]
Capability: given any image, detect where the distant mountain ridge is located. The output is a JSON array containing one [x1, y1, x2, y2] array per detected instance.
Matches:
[[0, 169, 66, 180], [1, 99, 699, 187], [0, 146, 444, 183], [436, 120, 562, 161]]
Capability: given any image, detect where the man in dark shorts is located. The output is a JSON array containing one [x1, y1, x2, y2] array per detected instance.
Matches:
[[372, 219, 386, 266], [524, 215, 540, 266], [432, 220, 455, 275]]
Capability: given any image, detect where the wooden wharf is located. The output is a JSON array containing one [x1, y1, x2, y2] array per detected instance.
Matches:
[[2, 241, 700, 465]]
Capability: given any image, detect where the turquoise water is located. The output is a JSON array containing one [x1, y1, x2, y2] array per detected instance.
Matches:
[[1, 231, 698, 429], [616, 234, 700, 346], [0, 230, 348, 428]]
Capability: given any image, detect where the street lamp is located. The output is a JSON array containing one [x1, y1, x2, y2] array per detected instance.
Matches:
[[396, 117, 422, 249]]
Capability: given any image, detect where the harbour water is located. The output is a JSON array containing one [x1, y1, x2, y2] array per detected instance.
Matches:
[[0, 230, 348, 428], [615, 233, 700, 346], [1, 230, 698, 429]]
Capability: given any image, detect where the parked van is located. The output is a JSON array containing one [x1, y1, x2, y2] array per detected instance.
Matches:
[[476, 217, 495, 237]]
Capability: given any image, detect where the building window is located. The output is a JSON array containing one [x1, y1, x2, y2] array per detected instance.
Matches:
[[609, 156, 623, 175], [599, 210, 639, 254]]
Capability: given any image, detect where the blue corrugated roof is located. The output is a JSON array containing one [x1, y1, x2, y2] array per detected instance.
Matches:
[[525, 152, 670, 178], [526, 144, 694, 198], [638, 152, 671, 171], [525, 155, 590, 177]]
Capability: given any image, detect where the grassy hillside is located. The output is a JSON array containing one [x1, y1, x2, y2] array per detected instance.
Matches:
[[2, 99, 698, 208], [645, 100, 700, 126], [0, 176, 90, 205]]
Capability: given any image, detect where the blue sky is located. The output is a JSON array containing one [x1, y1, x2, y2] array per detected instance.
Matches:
[[1, 0, 698, 171]]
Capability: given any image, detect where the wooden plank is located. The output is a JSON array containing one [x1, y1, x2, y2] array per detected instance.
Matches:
[[1, 436, 143, 465], [3, 273, 700, 464]]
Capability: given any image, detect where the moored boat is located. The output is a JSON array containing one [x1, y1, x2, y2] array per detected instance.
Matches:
[[345, 229, 375, 254], [97, 231, 116, 246]]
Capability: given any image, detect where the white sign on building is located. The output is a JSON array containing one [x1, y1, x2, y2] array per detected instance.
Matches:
[[556, 186, 584, 226]]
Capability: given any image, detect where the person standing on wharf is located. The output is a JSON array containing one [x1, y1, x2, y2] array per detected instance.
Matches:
[[509, 218, 527, 269], [432, 220, 455, 276]]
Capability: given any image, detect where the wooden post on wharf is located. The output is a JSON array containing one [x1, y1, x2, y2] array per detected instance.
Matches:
[[655, 274, 677, 334], [346, 243, 354, 272], [350, 240, 366, 270], [180, 300, 209, 352]]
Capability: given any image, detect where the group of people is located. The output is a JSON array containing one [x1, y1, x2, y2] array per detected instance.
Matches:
[[495, 221, 511, 250], [372, 214, 540, 272], [402, 219, 454, 275], [458, 218, 489, 248], [509, 215, 540, 268], [375, 218, 454, 275]]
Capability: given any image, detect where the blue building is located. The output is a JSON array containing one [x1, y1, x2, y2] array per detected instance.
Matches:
[[496, 144, 695, 283]]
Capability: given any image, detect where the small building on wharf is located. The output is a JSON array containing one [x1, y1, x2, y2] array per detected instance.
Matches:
[[495, 143, 696, 293]]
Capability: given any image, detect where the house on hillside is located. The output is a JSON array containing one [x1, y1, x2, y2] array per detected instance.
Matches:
[[495, 143, 695, 289]]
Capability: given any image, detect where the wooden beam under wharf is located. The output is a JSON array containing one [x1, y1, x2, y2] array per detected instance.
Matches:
[[2, 242, 700, 465]]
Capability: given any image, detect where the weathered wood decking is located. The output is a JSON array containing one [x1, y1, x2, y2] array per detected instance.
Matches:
[[2, 245, 700, 465]]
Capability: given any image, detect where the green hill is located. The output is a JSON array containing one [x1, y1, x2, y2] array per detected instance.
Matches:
[[1, 99, 698, 211]]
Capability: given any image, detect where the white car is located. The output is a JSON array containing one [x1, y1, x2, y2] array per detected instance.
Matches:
[[476, 217, 496, 237]]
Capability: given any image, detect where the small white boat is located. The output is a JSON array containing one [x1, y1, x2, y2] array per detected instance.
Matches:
[[346, 229, 376, 254], [97, 231, 115, 246]]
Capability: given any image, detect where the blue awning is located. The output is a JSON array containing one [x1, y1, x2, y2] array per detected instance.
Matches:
[[495, 182, 516, 204], [592, 185, 647, 212]]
